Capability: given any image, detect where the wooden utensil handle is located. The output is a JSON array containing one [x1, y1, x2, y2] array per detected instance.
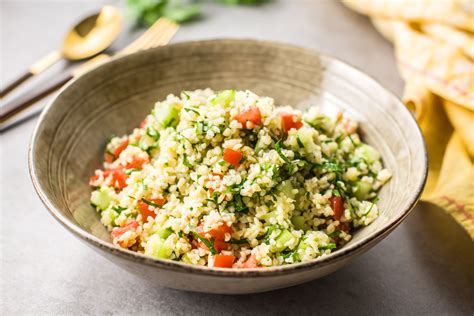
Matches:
[[0, 50, 62, 98], [0, 71, 73, 123], [0, 72, 34, 98]]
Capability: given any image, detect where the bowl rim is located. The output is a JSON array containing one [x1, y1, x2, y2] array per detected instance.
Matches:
[[28, 38, 428, 278]]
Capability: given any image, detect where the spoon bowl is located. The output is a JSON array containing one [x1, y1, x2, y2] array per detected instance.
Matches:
[[62, 5, 122, 60]]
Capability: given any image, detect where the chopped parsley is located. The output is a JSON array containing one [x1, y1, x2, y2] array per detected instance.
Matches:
[[193, 232, 217, 255], [275, 140, 294, 174], [184, 107, 200, 115], [225, 238, 248, 244], [125, 168, 141, 175], [141, 198, 160, 207], [112, 205, 127, 213], [146, 127, 160, 140], [182, 154, 193, 168], [206, 192, 220, 209], [296, 135, 305, 148], [319, 243, 337, 250]]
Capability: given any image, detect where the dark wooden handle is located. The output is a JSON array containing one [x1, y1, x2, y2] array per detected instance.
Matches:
[[0, 71, 73, 123], [0, 71, 34, 98]]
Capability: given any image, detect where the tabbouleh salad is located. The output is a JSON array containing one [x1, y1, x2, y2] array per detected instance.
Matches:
[[89, 89, 391, 268]]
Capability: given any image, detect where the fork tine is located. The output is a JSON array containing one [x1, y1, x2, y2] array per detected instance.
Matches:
[[118, 18, 174, 56], [118, 19, 167, 55], [140, 20, 178, 50]]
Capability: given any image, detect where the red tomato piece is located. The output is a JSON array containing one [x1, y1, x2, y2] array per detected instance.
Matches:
[[103, 168, 129, 189], [197, 223, 234, 252], [137, 199, 165, 221], [223, 148, 243, 168], [104, 152, 114, 163], [339, 222, 350, 232], [113, 140, 129, 158], [242, 254, 258, 268], [140, 119, 147, 129], [235, 106, 262, 128], [89, 174, 100, 185], [125, 155, 149, 169], [111, 219, 139, 240], [213, 255, 235, 268], [280, 112, 303, 132], [330, 196, 344, 220]]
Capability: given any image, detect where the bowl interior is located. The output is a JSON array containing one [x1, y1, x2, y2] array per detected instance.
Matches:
[[30, 39, 427, 269]]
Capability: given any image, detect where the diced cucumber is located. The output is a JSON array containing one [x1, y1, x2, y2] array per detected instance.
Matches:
[[90, 186, 113, 210], [181, 253, 193, 264], [154, 103, 180, 128], [272, 229, 295, 252], [156, 227, 173, 239], [296, 127, 315, 147], [210, 90, 235, 107], [254, 138, 264, 155], [261, 211, 277, 223], [139, 134, 155, 151], [354, 181, 372, 200], [144, 235, 173, 259], [291, 215, 307, 231], [277, 180, 296, 199], [306, 116, 333, 132], [355, 144, 380, 164], [297, 238, 308, 252]]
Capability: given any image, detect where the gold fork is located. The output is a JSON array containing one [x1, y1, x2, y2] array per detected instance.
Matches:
[[0, 18, 179, 125]]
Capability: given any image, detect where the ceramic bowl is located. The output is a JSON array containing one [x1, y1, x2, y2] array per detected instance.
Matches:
[[29, 39, 427, 294]]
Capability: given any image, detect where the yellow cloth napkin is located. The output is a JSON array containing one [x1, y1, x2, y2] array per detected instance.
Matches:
[[343, 0, 474, 239]]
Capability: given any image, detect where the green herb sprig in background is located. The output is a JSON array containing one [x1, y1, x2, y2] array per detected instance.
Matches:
[[127, 0, 268, 25]]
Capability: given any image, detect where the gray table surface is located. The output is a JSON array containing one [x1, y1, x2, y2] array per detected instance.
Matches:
[[1, 1, 473, 315]]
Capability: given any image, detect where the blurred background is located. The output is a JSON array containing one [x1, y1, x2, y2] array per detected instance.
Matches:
[[1, 0, 473, 315]]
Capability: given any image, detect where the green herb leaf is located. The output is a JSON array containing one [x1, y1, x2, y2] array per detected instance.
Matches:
[[146, 127, 160, 140], [319, 243, 337, 250], [193, 232, 217, 255], [183, 154, 193, 168], [184, 107, 200, 115], [225, 238, 248, 244], [112, 205, 128, 213], [141, 198, 161, 207], [361, 197, 379, 216], [275, 140, 294, 174], [125, 168, 141, 175], [296, 135, 305, 148]]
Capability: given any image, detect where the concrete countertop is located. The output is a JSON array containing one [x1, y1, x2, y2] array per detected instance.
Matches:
[[1, 1, 473, 314]]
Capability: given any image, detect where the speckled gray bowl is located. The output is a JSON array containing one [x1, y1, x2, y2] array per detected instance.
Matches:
[[29, 39, 427, 294]]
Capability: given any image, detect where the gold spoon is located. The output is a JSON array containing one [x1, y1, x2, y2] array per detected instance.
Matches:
[[0, 5, 122, 98]]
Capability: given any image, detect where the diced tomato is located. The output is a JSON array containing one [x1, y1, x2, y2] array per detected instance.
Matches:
[[111, 219, 139, 240], [330, 196, 344, 220], [137, 199, 165, 221], [197, 223, 234, 252], [223, 148, 243, 168], [242, 254, 258, 268], [125, 155, 149, 169], [89, 174, 100, 185], [339, 222, 350, 232], [235, 106, 262, 128], [104, 152, 114, 163], [140, 118, 147, 129], [113, 140, 129, 158], [213, 255, 235, 268], [280, 112, 303, 132], [103, 168, 128, 189]]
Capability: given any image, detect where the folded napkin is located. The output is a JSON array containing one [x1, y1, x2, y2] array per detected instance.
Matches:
[[343, 0, 474, 239]]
